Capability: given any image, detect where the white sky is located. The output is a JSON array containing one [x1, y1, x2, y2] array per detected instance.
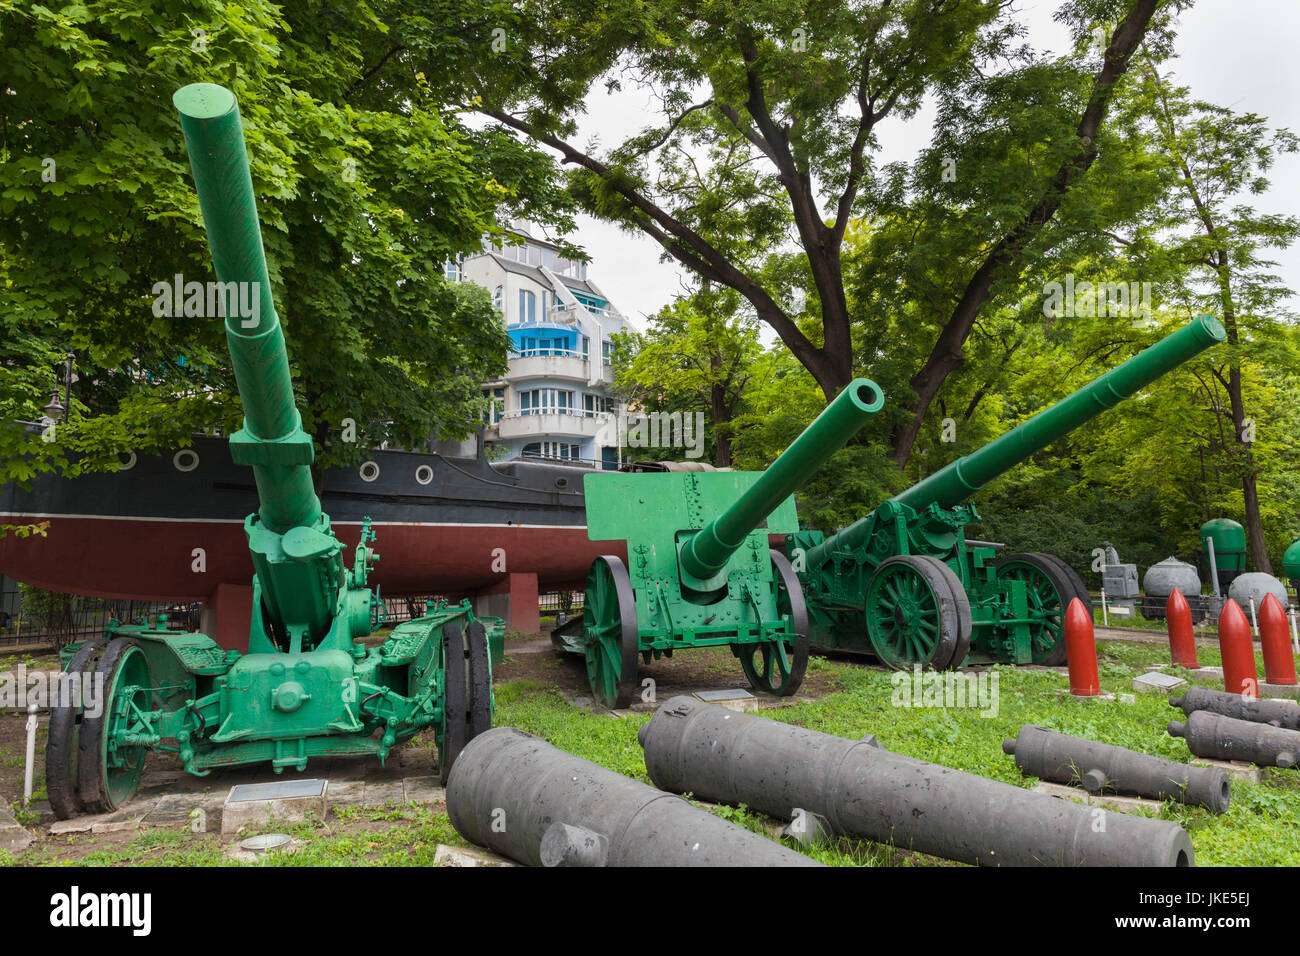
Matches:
[[552, 0, 1300, 331]]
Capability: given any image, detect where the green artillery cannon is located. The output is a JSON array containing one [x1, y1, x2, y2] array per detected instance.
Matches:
[[564, 379, 884, 708], [44, 84, 493, 818], [786, 315, 1226, 670]]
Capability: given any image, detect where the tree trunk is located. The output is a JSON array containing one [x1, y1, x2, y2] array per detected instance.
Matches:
[[710, 378, 732, 468]]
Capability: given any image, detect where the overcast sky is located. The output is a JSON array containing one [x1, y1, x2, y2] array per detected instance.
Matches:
[[541, 0, 1300, 332]]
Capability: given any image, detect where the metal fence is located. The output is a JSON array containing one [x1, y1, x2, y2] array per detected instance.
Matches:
[[0, 577, 189, 650]]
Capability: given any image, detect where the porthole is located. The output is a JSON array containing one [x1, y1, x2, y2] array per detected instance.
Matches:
[[415, 464, 434, 485], [359, 460, 380, 482], [117, 451, 137, 471], [173, 449, 200, 473]]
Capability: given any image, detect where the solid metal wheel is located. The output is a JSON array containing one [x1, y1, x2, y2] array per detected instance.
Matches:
[[739, 550, 810, 696], [466, 620, 493, 740], [864, 555, 970, 671], [994, 552, 1080, 666], [582, 555, 639, 710], [77, 638, 151, 814], [46, 638, 105, 820], [438, 621, 468, 785]]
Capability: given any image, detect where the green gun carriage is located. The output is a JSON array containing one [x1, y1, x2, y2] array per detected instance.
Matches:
[[45, 84, 493, 818], [564, 378, 884, 708], [786, 315, 1226, 671]]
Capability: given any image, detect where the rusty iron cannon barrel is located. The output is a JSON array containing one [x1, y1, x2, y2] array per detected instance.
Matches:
[[446, 726, 821, 867], [640, 696, 1195, 866], [1169, 711, 1300, 769], [1003, 724, 1230, 813], [1170, 686, 1300, 731]]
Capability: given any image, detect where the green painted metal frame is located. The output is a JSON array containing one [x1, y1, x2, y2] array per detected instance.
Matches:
[[60, 84, 492, 799], [790, 315, 1227, 666], [580, 378, 884, 684]]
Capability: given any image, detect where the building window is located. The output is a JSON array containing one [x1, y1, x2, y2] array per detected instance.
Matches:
[[519, 289, 537, 324], [602, 340, 613, 366], [519, 388, 573, 415], [583, 394, 614, 417], [444, 256, 464, 282], [483, 387, 505, 424], [581, 336, 589, 361], [523, 441, 581, 461], [492, 286, 503, 313]]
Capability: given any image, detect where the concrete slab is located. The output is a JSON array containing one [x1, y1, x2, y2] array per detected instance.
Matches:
[[325, 780, 367, 809], [403, 776, 444, 806], [0, 802, 34, 851], [1191, 757, 1261, 783], [361, 781, 406, 807], [1054, 689, 1118, 701], [1033, 781, 1165, 814], [433, 844, 519, 867], [221, 778, 327, 835], [140, 793, 206, 830], [1260, 682, 1300, 700], [1133, 671, 1188, 694], [1189, 666, 1225, 680], [49, 799, 158, 836]]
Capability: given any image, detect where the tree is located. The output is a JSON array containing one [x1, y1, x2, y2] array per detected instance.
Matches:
[[420, 0, 1176, 458], [1118, 58, 1300, 572], [612, 286, 761, 467], [0, 0, 574, 486]]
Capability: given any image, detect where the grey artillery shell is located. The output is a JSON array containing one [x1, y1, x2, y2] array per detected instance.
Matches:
[[1170, 686, 1300, 731], [640, 695, 1195, 867], [445, 726, 821, 867], [1003, 724, 1230, 813], [1168, 710, 1300, 769]]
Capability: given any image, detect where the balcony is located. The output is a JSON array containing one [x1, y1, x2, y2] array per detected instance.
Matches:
[[492, 410, 612, 441], [506, 351, 614, 386]]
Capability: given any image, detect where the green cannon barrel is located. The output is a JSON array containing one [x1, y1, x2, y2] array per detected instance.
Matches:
[[807, 315, 1225, 568], [679, 379, 885, 582], [174, 83, 320, 534]]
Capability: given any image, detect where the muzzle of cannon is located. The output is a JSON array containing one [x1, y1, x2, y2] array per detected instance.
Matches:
[[1169, 711, 1300, 769], [1003, 724, 1230, 813], [1170, 686, 1300, 731], [788, 315, 1226, 670], [567, 378, 884, 708], [445, 726, 821, 867], [639, 696, 1195, 867]]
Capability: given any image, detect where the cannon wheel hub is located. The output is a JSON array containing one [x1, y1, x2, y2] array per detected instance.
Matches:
[[864, 555, 971, 671]]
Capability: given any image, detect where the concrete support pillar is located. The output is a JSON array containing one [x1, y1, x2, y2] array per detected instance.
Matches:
[[474, 572, 539, 635], [201, 582, 254, 653]]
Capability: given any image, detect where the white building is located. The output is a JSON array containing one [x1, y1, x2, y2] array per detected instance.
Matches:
[[454, 223, 629, 469]]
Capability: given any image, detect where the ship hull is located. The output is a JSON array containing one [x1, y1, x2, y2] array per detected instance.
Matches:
[[0, 437, 619, 600]]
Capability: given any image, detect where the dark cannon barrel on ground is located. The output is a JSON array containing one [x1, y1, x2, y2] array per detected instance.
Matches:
[[1169, 711, 1300, 769], [446, 726, 821, 867], [1003, 724, 1230, 813], [640, 696, 1195, 867], [1170, 686, 1300, 731]]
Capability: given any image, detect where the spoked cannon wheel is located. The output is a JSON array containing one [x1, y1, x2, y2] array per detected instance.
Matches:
[[864, 555, 971, 671], [994, 553, 1089, 665], [582, 555, 640, 710], [76, 638, 153, 814], [437, 621, 469, 785], [739, 550, 810, 696], [46, 638, 105, 820]]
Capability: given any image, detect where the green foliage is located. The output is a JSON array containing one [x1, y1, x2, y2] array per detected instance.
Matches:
[[0, 0, 575, 483]]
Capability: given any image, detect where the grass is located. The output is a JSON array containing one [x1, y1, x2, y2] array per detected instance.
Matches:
[[4, 638, 1298, 867]]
